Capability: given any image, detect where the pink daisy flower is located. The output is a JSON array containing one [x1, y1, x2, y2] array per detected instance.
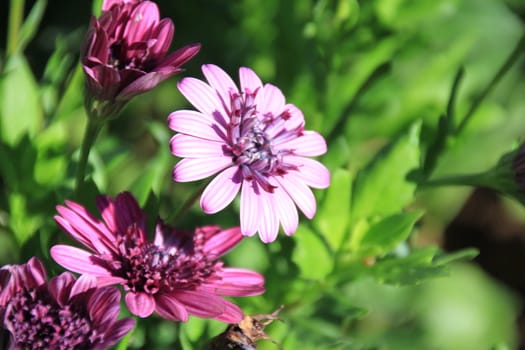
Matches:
[[0, 257, 134, 350], [50, 192, 265, 323], [168, 64, 330, 243]]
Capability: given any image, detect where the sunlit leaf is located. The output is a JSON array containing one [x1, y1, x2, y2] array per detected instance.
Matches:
[[0, 55, 43, 145], [351, 122, 421, 222], [314, 168, 352, 251], [358, 210, 423, 257], [292, 225, 333, 280]]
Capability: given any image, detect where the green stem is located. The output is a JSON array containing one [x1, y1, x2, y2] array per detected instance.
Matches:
[[446, 67, 464, 128], [167, 183, 207, 225], [75, 119, 103, 197], [455, 33, 525, 135], [418, 172, 491, 189], [7, 0, 25, 56]]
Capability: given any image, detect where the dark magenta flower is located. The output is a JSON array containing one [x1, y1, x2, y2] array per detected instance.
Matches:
[[50, 192, 265, 323], [82, 0, 200, 118], [0, 257, 134, 350]]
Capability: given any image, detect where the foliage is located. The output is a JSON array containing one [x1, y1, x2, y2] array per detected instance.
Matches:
[[1, 0, 524, 349]]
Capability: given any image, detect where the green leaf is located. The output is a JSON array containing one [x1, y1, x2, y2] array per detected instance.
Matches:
[[358, 210, 423, 257], [351, 122, 421, 222], [371, 247, 446, 286], [41, 37, 76, 116], [0, 55, 43, 145], [9, 192, 43, 246], [314, 168, 352, 251], [371, 246, 477, 286], [16, 0, 47, 53], [292, 225, 333, 280]]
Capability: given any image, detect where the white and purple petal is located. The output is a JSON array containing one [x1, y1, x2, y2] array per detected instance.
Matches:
[[200, 166, 242, 214]]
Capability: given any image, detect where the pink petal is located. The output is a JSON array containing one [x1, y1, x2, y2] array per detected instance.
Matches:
[[202, 64, 239, 109], [155, 293, 189, 321], [276, 176, 317, 219], [284, 104, 305, 130], [123, 1, 159, 44], [261, 83, 286, 117], [50, 245, 114, 277], [48, 272, 75, 307], [113, 192, 147, 234], [203, 226, 243, 258], [273, 185, 299, 236], [103, 318, 136, 346], [150, 18, 174, 57], [200, 166, 242, 214], [205, 268, 265, 296], [212, 299, 243, 323], [168, 110, 227, 141], [125, 291, 156, 318], [284, 156, 331, 189], [158, 43, 201, 68], [170, 134, 225, 158], [26, 257, 47, 286], [173, 157, 232, 182], [173, 290, 225, 318], [240, 180, 260, 237], [277, 131, 327, 156], [177, 77, 228, 122], [70, 274, 97, 298], [239, 66, 263, 98], [118, 70, 172, 100], [257, 189, 280, 243], [88, 285, 121, 327], [55, 205, 114, 255]]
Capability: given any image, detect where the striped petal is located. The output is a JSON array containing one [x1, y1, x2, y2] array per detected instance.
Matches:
[[177, 77, 228, 124], [173, 157, 232, 182], [200, 166, 242, 214], [202, 64, 238, 110], [276, 176, 317, 219], [284, 156, 331, 189], [167, 110, 227, 141], [170, 134, 225, 158]]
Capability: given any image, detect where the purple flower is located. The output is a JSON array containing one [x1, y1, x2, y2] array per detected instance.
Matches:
[[0, 257, 134, 350], [50, 192, 265, 323], [82, 0, 200, 118], [168, 64, 330, 243]]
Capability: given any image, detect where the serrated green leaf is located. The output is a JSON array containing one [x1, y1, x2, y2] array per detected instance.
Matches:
[[314, 168, 352, 250], [351, 122, 421, 222], [358, 210, 423, 257], [0, 55, 43, 145], [371, 247, 447, 286], [370, 246, 476, 286], [292, 225, 333, 280]]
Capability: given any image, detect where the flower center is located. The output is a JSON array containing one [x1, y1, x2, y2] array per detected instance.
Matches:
[[4, 289, 95, 350], [228, 90, 297, 192], [116, 226, 218, 295]]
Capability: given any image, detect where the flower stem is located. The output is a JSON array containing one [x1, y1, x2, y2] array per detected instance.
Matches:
[[167, 183, 207, 225], [75, 119, 103, 197], [7, 0, 25, 56], [455, 32, 525, 135], [418, 172, 491, 189]]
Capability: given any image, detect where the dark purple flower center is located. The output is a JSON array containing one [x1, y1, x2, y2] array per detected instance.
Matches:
[[4, 289, 95, 350], [228, 90, 298, 192], [116, 225, 218, 295], [109, 40, 157, 71]]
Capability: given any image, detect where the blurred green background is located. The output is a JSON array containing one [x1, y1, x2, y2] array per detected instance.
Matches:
[[2, 0, 525, 349]]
